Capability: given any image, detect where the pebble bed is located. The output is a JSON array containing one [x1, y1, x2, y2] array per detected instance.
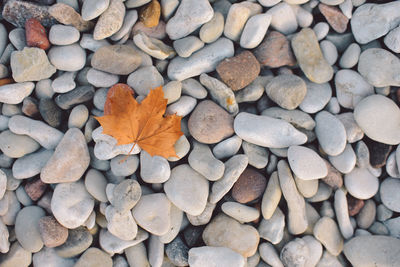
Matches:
[[0, 0, 400, 266]]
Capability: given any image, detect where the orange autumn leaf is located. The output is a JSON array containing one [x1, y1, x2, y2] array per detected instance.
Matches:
[[95, 83, 183, 159]]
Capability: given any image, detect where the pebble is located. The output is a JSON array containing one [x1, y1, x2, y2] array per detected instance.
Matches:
[[181, 79, 207, 99], [99, 228, 148, 255], [0, 82, 33, 104], [358, 48, 400, 87], [261, 171, 281, 219], [167, 37, 234, 81], [377, 203, 393, 222], [313, 22, 329, 40], [15, 206, 45, 252], [87, 68, 118, 88], [160, 203, 183, 244], [319, 3, 349, 33], [75, 247, 112, 267], [52, 71, 76, 93], [344, 167, 379, 199], [84, 169, 108, 202], [25, 18, 50, 50], [299, 80, 331, 114], [199, 12, 224, 44], [162, 81, 182, 104], [202, 214, 259, 257], [91, 45, 142, 75], [234, 112, 307, 148], [48, 44, 86, 72], [240, 13, 271, 49], [112, 179, 141, 212], [55, 227, 93, 257], [173, 36, 204, 58], [166, 0, 213, 40], [0, 242, 32, 267], [12, 149, 52, 179], [344, 235, 400, 266], [222, 202, 259, 223], [356, 199, 376, 229], [320, 40, 338, 65], [67, 104, 88, 128], [93, 0, 125, 40], [335, 69, 374, 109], [384, 26, 400, 53], [188, 141, 225, 181], [2, 0, 56, 27], [148, 235, 163, 267], [109, 155, 138, 177], [132, 193, 171, 236], [242, 141, 269, 169], [258, 207, 285, 244], [231, 168, 266, 204], [40, 128, 89, 183], [212, 135, 242, 159], [2, 190, 21, 225], [133, 32, 175, 60], [334, 189, 354, 239], [55, 85, 95, 110], [32, 247, 76, 267], [267, 2, 297, 34], [259, 242, 283, 267], [49, 3, 94, 32], [0, 130, 40, 158], [38, 216, 68, 248], [261, 108, 314, 132], [165, 236, 189, 266], [386, 151, 399, 178], [132, 20, 167, 40], [380, 178, 400, 212], [288, 146, 327, 180], [188, 246, 245, 267], [35, 79, 54, 99], [280, 238, 309, 267], [315, 111, 346, 156], [39, 98, 62, 128], [164, 164, 208, 216], [10, 47, 56, 83], [209, 154, 248, 204], [140, 150, 170, 183], [105, 205, 138, 241], [186, 201, 216, 226], [188, 100, 234, 144], [126, 0, 151, 8], [9, 28, 26, 51], [339, 43, 361, 68], [125, 243, 149, 267], [127, 66, 164, 96], [81, 0, 110, 21], [351, 1, 400, 44], [313, 216, 343, 256], [291, 28, 333, 84], [0, 24, 8, 56], [278, 160, 308, 235], [336, 112, 364, 143], [265, 74, 306, 110], [112, 10, 138, 41], [80, 34, 110, 52], [0, 170, 6, 199], [329, 143, 356, 174]]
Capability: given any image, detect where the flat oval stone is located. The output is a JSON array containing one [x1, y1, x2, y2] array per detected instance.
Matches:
[[313, 216, 343, 256], [344, 167, 379, 200], [38, 216, 68, 248], [49, 25, 80, 46], [0, 130, 40, 158], [354, 94, 400, 145], [12, 149, 53, 179], [48, 44, 86, 72], [221, 202, 260, 223], [82, 0, 110, 21], [189, 246, 245, 267], [380, 178, 400, 212], [344, 236, 400, 266], [231, 168, 267, 204], [234, 112, 307, 148], [0, 82, 35, 105], [299, 80, 332, 114], [15, 206, 45, 252], [315, 111, 346, 156], [93, 0, 125, 40], [75, 247, 112, 267], [288, 146, 328, 180]]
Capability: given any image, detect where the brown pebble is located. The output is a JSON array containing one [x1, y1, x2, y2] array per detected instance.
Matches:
[[253, 31, 296, 68], [22, 97, 39, 117], [188, 100, 234, 144], [232, 168, 267, 204], [216, 50, 260, 91], [25, 178, 47, 201], [321, 160, 343, 189], [140, 0, 161, 28], [319, 3, 349, 33], [25, 18, 50, 50], [347, 195, 365, 216], [38, 216, 69, 248], [48, 3, 94, 32]]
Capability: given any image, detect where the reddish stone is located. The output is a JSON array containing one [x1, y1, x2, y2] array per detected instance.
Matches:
[[253, 31, 296, 68], [319, 3, 349, 34], [38, 216, 69, 247], [22, 97, 39, 117], [347, 195, 365, 216], [25, 178, 47, 201], [216, 51, 260, 91], [321, 160, 343, 189], [25, 18, 50, 50], [0, 78, 14, 86], [232, 168, 267, 204]]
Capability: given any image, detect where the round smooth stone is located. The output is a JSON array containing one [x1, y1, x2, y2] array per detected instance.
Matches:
[[84, 169, 108, 202], [48, 44, 86, 72], [380, 178, 400, 212], [344, 167, 379, 200], [49, 25, 80, 45], [299, 81, 332, 114], [354, 94, 400, 145], [288, 146, 328, 180], [315, 111, 346, 156], [15, 206, 45, 252]]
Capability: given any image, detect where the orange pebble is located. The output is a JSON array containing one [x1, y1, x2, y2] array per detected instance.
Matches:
[[0, 78, 14, 86], [25, 18, 50, 50]]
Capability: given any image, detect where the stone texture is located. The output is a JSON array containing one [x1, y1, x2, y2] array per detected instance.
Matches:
[[319, 3, 349, 33], [231, 168, 267, 204], [25, 18, 50, 50], [49, 3, 94, 32], [38, 216, 69, 248], [93, 0, 125, 40], [139, 0, 161, 28]]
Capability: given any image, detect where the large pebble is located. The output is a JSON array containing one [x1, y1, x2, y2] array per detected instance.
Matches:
[[82, 0, 110, 21], [127, 66, 164, 96], [385, 26, 400, 53], [358, 48, 400, 87], [199, 12, 224, 44], [313, 217, 343, 256], [41, 128, 89, 183], [84, 169, 108, 202], [299, 80, 332, 114], [91, 45, 142, 75], [0, 82, 35, 104], [8, 115, 63, 149], [49, 3, 94, 32], [334, 189, 354, 239], [32, 247, 75, 267], [339, 43, 361, 68], [261, 171, 282, 220], [336, 112, 364, 143], [166, 0, 213, 40], [48, 44, 86, 72], [344, 167, 379, 199], [222, 202, 259, 223], [173, 36, 204, 58], [87, 68, 118, 88], [52, 71, 76, 93], [280, 238, 309, 267], [49, 25, 80, 45], [291, 28, 333, 84], [0, 242, 32, 267], [38, 216, 68, 248], [258, 207, 285, 244], [234, 112, 307, 148], [132, 193, 171, 236], [319, 3, 349, 33], [242, 141, 269, 169], [167, 38, 234, 81], [93, 0, 125, 40], [11, 47, 56, 82], [55, 85, 95, 110], [133, 32, 175, 60], [15, 206, 45, 252], [164, 164, 208, 216], [188, 246, 245, 267], [112, 179, 141, 212], [105, 206, 137, 241], [240, 13, 271, 49], [288, 146, 328, 180], [315, 111, 346, 156], [380, 178, 400, 212], [231, 167, 266, 204], [0, 130, 40, 158], [351, 1, 400, 44], [51, 182, 94, 229], [267, 2, 297, 34], [140, 150, 170, 183], [354, 94, 400, 145], [344, 235, 400, 266], [202, 214, 259, 257], [12, 149, 53, 179]]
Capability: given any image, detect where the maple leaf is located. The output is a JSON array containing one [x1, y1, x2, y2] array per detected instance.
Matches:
[[95, 84, 183, 159]]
